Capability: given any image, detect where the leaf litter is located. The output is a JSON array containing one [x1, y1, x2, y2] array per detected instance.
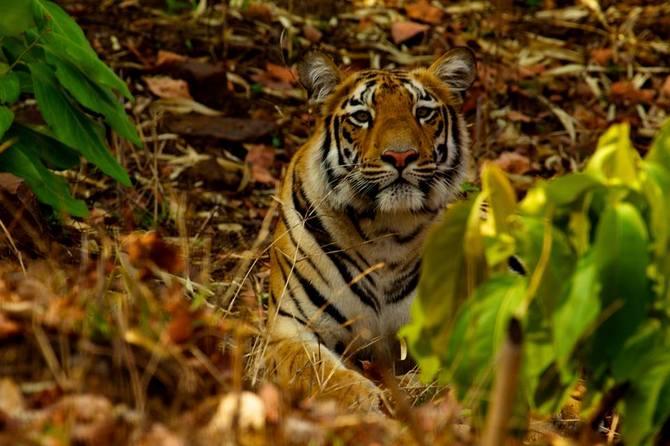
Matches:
[[1, 0, 669, 444]]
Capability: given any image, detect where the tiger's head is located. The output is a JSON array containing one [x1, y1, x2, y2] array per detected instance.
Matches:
[[298, 48, 476, 214]]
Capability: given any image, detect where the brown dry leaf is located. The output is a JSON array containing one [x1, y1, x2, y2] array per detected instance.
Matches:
[[245, 144, 276, 185], [258, 383, 281, 424], [164, 289, 193, 344], [48, 395, 116, 446], [155, 50, 188, 67], [661, 76, 670, 97], [0, 313, 21, 339], [405, 0, 444, 25], [390, 21, 429, 44], [124, 232, 185, 278], [507, 110, 532, 122], [610, 80, 655, 104], [303, 24, 323, 43], [242, 2, 273, 22], [144, 76, 192, 99], [165, 114, 276, 142], [251, 63, 297, 90], [493, 151, 532, 175], [590, 48, 613, 65], [135, 424, 185, 446], [0, 173, 23, 194]]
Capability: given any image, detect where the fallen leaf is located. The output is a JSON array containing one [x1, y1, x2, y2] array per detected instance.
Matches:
[[0, 173, 22, 194], [206, 392, 266, 433], [0, 313, 21, 339], [165, 114, 276, 142], [405, 0, 444, 25], [303, 24, 323, 43], [164, 289, 193, 344], [242, 2, 273, 22], [49, 395, 116, 446], [251, 63, 297, 90], [590, 48, 613, 65], [258, 383, 281, 423], [135, 424, 185, 446], [245, 144, 276, 185], [390, 21, 429, 44], [155, 50, 188, 67], [493, 152, 532, 175], [123, 232, 185, 278], [661, 76, 670, 97], [507, 110, 532, 122], [144, 76, 192, 100], [610, 80, 655, 104]]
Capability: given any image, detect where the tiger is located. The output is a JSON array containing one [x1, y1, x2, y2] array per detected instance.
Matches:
[[263, 47, 476, 410]]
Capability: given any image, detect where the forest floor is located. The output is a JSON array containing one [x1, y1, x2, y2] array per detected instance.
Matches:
[[1, 0, 669, 445]]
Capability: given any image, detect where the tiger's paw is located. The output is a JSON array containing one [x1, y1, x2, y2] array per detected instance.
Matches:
[[318, 368, 384, 412]]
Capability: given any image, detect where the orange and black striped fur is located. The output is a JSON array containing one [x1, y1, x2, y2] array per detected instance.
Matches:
[[264, 48, 476, 410]]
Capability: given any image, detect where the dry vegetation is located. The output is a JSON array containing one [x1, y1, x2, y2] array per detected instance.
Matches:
[[1, 0, 669, 444]]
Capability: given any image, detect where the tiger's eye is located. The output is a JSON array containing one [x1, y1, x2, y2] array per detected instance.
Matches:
[[352, 110, 372, 123], [416, 107, 434, 119]]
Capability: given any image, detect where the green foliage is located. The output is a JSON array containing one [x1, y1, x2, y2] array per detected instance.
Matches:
[[401, 120, 670, 444], [0, 0, 140, 217]]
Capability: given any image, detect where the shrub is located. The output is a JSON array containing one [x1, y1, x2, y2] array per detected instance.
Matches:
[[401, 120, 670, 444], [0, 0, 141, 217]]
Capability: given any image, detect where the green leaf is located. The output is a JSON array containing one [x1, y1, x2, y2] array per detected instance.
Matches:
[[0, 106, 14, 139], [0, 0, 35, 36], [647, 118, 670, 171], [442, 274, 526, 400], [0, 143, 87, 217], [545, 173, 601, 206], [586, 123, 639, 187], [481, 162, 517, 235], [552, 253, 601, 370], [47, 55, 141, 146], [418, 195, 487, 330], [29, 61, 131, 186], [589, 202, 652, 367], [32, 0, 133, 100], [0, 72, 21, 104], [8, 124, 80, 170], [612, 321, 670, 445]]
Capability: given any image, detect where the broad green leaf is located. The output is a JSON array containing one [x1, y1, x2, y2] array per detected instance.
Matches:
[[481, 162, 516, 235], [418, 195, 487, 329], [586, 123, 639, 187], [32, 0, 133, 100], [0, 0, 35, 36], [0, 143, 87, 216], [47, 55, 141, 146], [641, 162, 670, 259], [8, 124, 80, 170], [398, 298, 442, 382], [442, 274, 526, 400], [589, 202, 652, 367], [612, 321, 670, 445], [647, 119, 670, 171], [552, 253, 601, 370], [29, 61, 131, 186], [544, 173, 601, 206], [0, 72, 21, 104], [0, 106, 14, 140]]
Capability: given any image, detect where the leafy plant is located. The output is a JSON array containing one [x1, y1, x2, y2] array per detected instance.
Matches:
[[401, 120, 670, 444], [0, 0, 141, 217]]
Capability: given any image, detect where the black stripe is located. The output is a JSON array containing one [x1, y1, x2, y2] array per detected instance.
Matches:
[[387, 260, 421, 304], [275, 251, 311, 322], [290, 264, 351, 330], [275, 307, 327, 346], [291, 171, 380, 312], [393, 224, 425, 244], [333, 116, 345, 167], [445, 105, 462, 170], [279, 208, 330, 285]]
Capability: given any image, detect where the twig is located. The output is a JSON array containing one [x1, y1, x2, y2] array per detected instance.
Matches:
[[481, 318, 523, 446]]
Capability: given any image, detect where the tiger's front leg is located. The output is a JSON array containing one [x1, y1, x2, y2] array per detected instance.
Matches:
[[263, 330, 383, 411]]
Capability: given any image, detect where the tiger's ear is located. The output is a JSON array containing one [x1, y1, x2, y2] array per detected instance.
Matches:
[[429, 47, 476, 92], [298, 52, 340, 103]]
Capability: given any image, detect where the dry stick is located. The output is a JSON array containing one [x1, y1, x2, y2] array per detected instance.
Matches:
[[481, 318, 523, 446], [217, 199, 278, 310]]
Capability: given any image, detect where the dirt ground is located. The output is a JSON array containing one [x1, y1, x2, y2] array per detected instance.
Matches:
[[1, 0, 669, 444]]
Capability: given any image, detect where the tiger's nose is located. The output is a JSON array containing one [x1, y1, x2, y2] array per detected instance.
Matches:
[[381, 149, 419, 169]]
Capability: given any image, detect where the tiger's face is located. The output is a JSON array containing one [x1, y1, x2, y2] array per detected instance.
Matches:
[[298, 48, 476, 214]]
